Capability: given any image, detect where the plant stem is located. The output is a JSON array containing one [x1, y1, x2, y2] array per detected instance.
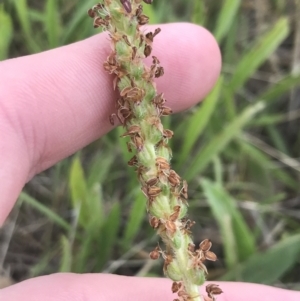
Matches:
[[88, 1, 222, 300]]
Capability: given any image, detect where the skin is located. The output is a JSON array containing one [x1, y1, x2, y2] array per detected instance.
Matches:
[[0, 23, 298, 300]]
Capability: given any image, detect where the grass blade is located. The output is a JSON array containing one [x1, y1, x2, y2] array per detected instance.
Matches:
[[0, 5, 13, 60], [19, 192, 70, 231], [184, 102, 265, 180], [69, 156, 89, 226], [178, 77, 223, 164], [214, 0, 241, 43], [122, 190, 146, 250], [59, 235, 72, 272], [228, 18, 289, 92], [221, 234, 300, 283], [45, 0, 61, 48], [201, 179, 256, 265], [97, 203, 121, 270], [257, 74, 300, 104], [13, 0, 41, 53]]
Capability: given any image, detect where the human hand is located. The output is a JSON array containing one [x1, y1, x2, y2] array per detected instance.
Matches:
[[0, 23, 298, 301]]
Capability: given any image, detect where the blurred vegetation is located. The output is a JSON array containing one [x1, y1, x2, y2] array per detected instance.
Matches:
[[1, 0, 300, 290]]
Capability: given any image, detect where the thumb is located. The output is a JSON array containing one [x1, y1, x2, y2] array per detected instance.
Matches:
[[0, 273, 299, 301]]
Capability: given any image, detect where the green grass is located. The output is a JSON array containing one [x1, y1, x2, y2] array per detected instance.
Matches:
[[1, 0, 300, 287]]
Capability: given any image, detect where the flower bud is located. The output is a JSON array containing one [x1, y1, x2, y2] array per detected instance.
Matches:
[[164, 260, 182, 281], [187, 268, 206, 286]]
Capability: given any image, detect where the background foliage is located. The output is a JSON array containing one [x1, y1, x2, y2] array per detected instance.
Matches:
[[1, 0, 300, 290]]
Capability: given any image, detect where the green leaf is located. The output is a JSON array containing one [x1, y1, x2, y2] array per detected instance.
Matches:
[[19, 192, 70, 231], [97, 203, 121, 269], [178, 77, 223, 164], [214, 0, 241, 43], [45, 0, 61, 48], [69, 156, 89, 226], [122, 190, 146, 250], [0, 5, 13, 60], [184, 102, 265, 180], [201, 179, 256, 265], [12, 0, 41, 53], [59, 235, 72, 272], [221, 234, 300, 283], [257, 74, 300, 104], [192, 0, 206, 26], [228, 18, 289, 92], [62, 0, 102, 44]]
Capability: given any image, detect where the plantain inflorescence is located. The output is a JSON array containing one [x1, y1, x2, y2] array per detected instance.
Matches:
[[88, 1, 222, 300]]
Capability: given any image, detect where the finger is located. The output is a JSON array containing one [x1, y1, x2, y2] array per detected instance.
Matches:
[[0, 273, 299, 301], [0, 23, 221, 225], [0, 23, 220, 175]]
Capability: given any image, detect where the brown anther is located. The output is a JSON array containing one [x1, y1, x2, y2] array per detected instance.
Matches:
[[121, 87, 145, 104], [153, 93, 166, 106], [136, 165, 148, 182], [126, 141, 132, 152], [198, 239, 217, 262], [149, 216, 160, 229], [109, 114, 115, 125], [133, 135, 144, 151], [163, 253, 173, 266], [136, 4, 143, 17], [93, 17, 109, 28], [181, 219, 195, 235], [154, 28, 161, 37], [171, 282, 182, 293], [138, 14, 149, 25], [120, 0, 132, 13], [180, 180, 188, 199], [156, 157, 170, 170], [163, 129, 174, 139], [93, 17, 102, 28], [113, 76, 119, 90], [147, 186, 162, 197], [107, 53, 116, 65], [146, 177, 159, 187], [118, 106, 131, 119], [128, 155, 138, 166], [139, 34, 144, 47], [155, 66, 164, 78], [160, 106, 173, 116], [87, 8, 96, 18], [143, 0, 153, 3], [188, 243, 195, 253], [199, 239, 212, 252], [121, 125, 141, 137], [144, 44, 152, 57], [132, 46, 137, 60], [165, 220, 176, 234], [152, 56, 160, 64], [168, 170, 181, 186], [123, 35, 131, 46], [206, 284, 223, 299], [169, 206, 181, 222], [149, 246, 161, 260]]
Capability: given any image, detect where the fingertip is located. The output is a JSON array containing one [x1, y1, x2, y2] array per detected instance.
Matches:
[[152, 23, 222, 112]]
